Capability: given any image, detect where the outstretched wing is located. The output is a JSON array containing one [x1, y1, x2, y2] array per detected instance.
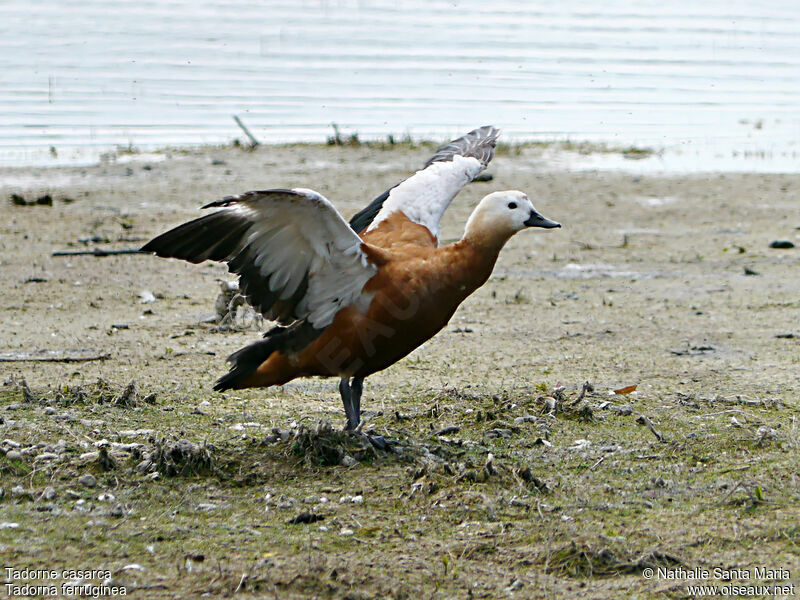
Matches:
[[141, 188, 378, 329], [349, 125, 500, 239]]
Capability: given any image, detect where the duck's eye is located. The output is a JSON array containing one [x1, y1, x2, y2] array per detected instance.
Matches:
[[508, 202, 518, 210]]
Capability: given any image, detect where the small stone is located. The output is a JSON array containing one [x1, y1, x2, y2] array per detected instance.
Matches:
[[139, 290, 156, 304], [110, 504, 125, 518], [614, 404, 633, 416], [35, 453, 59, 462], [11, 485, 27, 497], [514, 415, 538, 425], [5, 450, 22, 460], [769, 240, 795, 249], [435, 425, 460, 436], [287, 512, 324, 525], [339, 528, 354, 536], [340, 455, 357, 467], [756, 426, 778, 443], [78, 474, 97, 488], [44, 407, 57, 415], [41, 486, 57, 501], [570, 439, 592, 450]]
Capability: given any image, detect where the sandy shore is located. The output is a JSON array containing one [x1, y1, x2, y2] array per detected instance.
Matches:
[[1, 143, 799, 598], [2, 143, 798, 399]]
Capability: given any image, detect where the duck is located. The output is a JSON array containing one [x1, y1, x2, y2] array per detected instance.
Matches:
[[141, 126, 560, 437]]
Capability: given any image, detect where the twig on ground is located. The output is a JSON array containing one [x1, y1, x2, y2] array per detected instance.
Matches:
[[52, 248, 144, 257], [0, 350, 110, 362], [233, 115, 260, 147], [636, 414, 665, 442]]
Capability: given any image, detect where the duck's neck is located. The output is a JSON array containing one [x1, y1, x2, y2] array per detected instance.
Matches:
[[444, 232, 509, 294]]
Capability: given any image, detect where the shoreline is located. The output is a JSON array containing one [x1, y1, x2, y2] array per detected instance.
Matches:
[[2, 135, 798, 175]]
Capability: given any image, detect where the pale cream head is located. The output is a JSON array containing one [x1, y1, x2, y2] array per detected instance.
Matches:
[[464, 190, 560, 247]]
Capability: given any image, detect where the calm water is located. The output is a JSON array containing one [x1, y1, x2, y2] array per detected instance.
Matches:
[[2, 0, 799, 171]]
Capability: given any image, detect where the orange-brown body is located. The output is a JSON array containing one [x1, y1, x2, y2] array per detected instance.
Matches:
[[240, 211, 509, 388]]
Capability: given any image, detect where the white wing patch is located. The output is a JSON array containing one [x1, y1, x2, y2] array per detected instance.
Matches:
[[366, 155, 483, 239]]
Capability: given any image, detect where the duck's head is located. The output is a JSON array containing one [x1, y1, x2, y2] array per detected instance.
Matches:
[[464, 190, 560, 247]]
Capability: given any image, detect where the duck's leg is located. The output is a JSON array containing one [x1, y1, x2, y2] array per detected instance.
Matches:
[[350, 377, 364, 423], [339, 377, 358, 431], [350, 377, 392, 451]]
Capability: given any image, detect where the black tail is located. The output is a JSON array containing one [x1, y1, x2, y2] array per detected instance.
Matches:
[[213, 322, 322, 392], [213, 336, 281, 391]]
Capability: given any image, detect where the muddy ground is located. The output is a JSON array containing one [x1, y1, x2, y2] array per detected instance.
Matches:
[[1, 141, 799, 599]]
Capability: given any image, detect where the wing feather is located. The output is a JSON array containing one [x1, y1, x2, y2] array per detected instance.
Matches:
[[142, 188, 378, 329], [350, 125, 500, 238]]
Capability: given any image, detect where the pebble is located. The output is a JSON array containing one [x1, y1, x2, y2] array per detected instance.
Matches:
[[11, 485, 27, 497], [339, 495, 363, 504], [35, 453, 59, 462], [514, 415, 538, 424], [756, 426, 778, 441], [98, 493, 116, 502], [339, 528, 354, 536], [435, 425, 460, 436], [136, 459, 153, 474], [769, 240, 795, 249], [614, 404, 633, 416], [42, 486, 58, 501], [485, 428, 513, 438], [110, 504, 125, 518], [340, 455, 357, 467], [139, 290, 157, 303], [78, 474, 97, 488], [44, 407, 57, 415], [5, 450, 23, 460]]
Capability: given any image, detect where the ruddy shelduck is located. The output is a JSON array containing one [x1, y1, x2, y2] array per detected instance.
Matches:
[[142, 126, 560, 437]]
